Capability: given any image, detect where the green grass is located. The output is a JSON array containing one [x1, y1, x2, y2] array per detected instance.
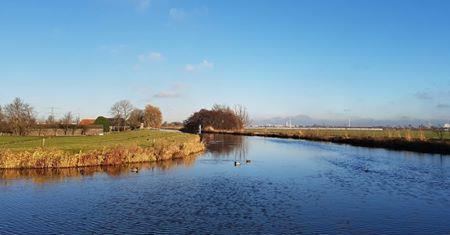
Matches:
[[245, 128, 450, 141], [0, 130, 198, 153], [0, 130, 205, 169]]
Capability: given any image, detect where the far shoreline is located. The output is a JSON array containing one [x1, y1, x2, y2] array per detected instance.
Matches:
[[201, 129, 450, 155]]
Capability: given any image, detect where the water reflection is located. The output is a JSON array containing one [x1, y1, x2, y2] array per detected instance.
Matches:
[[1, 134, 450, 234], [203, 134, 249, 162], [0, 157, 196, 185]]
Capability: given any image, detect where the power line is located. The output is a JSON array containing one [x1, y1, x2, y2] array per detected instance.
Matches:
[[45, 107, 61, 117]]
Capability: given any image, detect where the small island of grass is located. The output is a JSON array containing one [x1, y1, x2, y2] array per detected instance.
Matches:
[[0, 130, 205, 169]]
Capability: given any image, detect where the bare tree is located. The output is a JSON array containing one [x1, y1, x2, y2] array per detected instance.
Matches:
[[234, 104, 251, 127], [61, 112, 73, 135], [110, 100, 134, 130], [75, 114, 80, 126], [0, 106, 6, 133], [128, 109, 145, 130], [213, 104, 230, 111], [0, 106, 3, 122], [46, 114, 58, 136], [4, 97, 36, 135], [46, 114, 56, 125]]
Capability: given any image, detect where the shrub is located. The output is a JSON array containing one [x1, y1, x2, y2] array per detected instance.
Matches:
[[183, 105, 243, 133], [94, 116, 110, 132]]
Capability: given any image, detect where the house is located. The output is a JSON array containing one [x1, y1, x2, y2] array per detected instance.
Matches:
[[444, 123, 450, 129], [79, 119, 96, 126], [107, 117, 128, 131]]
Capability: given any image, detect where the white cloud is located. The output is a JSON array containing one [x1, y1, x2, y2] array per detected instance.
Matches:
[[134, 51, 164, 70], [154, 91, 181, 98], [154, 83, 185, 98], [184, 59, 214, 72], [169, 8, 186, 21], [138, 52, 164, 62], [184, 64, 195, 72], [132, 0, 151, 11], [200, 59, 214, 69]]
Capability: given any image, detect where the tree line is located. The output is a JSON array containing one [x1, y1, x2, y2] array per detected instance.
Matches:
[[0, 98, 163, 136], [0, 98, 36, 136], [108, 100, 162, 131], [0, 97, 248, 136]]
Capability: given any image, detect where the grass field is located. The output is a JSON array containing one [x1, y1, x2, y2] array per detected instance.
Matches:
[[0, 130, 205, 169], [0, 130, 198, 152], [245, 128, 450, 141]]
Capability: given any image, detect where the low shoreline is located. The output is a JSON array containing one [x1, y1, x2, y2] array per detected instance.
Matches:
[[203, 130, 450, 155], [0, 131, 205, 169]]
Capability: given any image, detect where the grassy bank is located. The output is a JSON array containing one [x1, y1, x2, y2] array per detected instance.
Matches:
[[206, 128, 450, 155], [0, 130, 205, 169]]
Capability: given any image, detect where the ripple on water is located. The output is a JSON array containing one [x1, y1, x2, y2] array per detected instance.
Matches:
[[1, 134, 450, 234]]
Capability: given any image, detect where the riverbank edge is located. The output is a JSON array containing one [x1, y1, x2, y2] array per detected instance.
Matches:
[[203, 130, 450, 155], [0, 135, 205, 169]]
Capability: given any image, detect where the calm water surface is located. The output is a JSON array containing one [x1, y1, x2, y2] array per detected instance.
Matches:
[[1, 134, 450, 234]]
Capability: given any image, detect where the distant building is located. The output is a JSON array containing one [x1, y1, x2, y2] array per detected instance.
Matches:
[[444, 123, 450, 129], [79, 119, 96, 126]]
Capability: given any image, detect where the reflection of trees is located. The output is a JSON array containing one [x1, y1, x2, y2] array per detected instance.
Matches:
[[0, 157, 197, 185], [203, 134, 248, 162]]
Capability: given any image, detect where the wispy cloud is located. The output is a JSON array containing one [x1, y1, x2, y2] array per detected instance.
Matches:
[[131, 0, 151, 11], [185, 59, 214, 73], [169, 8, 187, 21], [413, 91, 433, 100], [154, 91, 181, 98], [98, 44, 128, 56], [185, 64, 195, 72], [134, 51, 164, 70], [436, 103, 450, 109], [154, 83, 185, 98], [167, 6, 208, 23], [138, 52, 164, 62]]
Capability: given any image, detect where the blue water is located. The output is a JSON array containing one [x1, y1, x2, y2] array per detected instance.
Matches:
[[1, 134, 449, 234]]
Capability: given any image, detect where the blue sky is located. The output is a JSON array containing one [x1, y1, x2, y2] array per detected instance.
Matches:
[[1, 0, 449, 123]]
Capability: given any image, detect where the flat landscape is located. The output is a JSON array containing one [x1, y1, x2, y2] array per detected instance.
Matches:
[[1, 0, 450, 234], [245, 128, 450, 141]]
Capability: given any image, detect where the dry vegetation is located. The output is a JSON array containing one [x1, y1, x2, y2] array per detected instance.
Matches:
[[0, 130, 204, 169], [245, 128, 450, 141]]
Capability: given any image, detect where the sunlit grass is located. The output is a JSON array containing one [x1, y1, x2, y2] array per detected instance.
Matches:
[[0, 130, 204, 169], [0, 130, 197, 152]]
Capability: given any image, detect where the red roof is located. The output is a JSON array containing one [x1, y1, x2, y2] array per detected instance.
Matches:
[[79, 119, 95, 126]]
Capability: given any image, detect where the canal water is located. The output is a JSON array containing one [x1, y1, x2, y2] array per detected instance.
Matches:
[[1, 134, 449, 234]]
